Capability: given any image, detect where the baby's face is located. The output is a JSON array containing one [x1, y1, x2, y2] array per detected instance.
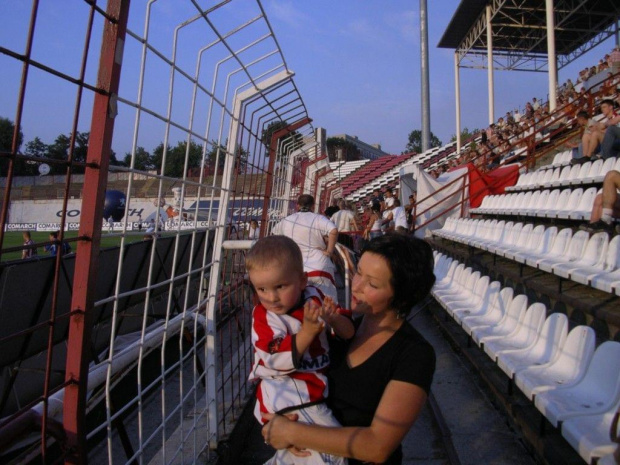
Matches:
[[249, 262, 306, 315]]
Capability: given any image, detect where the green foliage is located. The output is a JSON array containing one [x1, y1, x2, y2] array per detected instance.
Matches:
[[152, 140, 203, 178], [124, 146, 154, 171], [0, 117, 24, 176], [325, 137, 361, 161], [261, 120, 303, 156], [206, 139, 249, 173], [450, 127, 479, 145], [404, 129, 442, 154]]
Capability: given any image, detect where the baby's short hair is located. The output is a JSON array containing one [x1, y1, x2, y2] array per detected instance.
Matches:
[[246, 235, 304, 275]]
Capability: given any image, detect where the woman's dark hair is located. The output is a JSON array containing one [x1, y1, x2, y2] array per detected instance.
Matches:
[[361, 233, 436, 318]]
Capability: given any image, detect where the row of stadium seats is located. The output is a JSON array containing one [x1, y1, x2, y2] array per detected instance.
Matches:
[[432, 253, 620, 465], [471, 187, 599, 220], [506, 157, 619, 192], [433, 218, 620, 295]]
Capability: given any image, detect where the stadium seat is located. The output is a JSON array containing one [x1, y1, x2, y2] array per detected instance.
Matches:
[[593, 156, 617, 183], [561, 399, 620, 465], [526, 227, 572, 268], [544, 188, 572, 218], [441, 275, 490, 312], [471, 294, 528, 346], [551, 166, 572, 187], [557, 189, 584, 219], [568, 187, 598, 221], [553, 232, 609, 279], [538, 230, 589, 273], [534, 341, 620, 427], [483, 303, 547, 362], [503, 224, 545, 261], [488, 222, 524, 255], [433, 263, 465, 293], [514, 325, 595, 400], [572, 235, 620, 287], [580, 159, 604, 184], [457, 285, 512, 329], [497, 312, 568, 379], [451, 282, 503, 325], [513, 226, 558, 265]]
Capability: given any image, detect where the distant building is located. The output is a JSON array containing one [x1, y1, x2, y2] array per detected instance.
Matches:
[[329, 134, 389, 161]]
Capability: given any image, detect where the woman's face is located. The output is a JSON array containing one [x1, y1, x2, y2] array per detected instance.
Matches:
[[351, 252, 394, 316]]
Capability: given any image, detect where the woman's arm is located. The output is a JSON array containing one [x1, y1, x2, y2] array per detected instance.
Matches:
[[263, 380, 428, 463]]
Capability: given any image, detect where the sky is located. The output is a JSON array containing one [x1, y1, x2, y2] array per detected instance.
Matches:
[[0, 0, 617, 157]]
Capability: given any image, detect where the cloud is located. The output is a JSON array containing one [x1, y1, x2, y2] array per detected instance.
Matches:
[[264, 0, 312, 29], [385, 10, 419, 44]]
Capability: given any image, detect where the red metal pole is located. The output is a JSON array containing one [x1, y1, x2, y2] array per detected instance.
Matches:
[[259, 117, 311, 237], [62, 1, 130, 463]]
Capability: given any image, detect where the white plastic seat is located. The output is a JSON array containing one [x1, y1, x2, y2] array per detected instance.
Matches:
[[432, 262, 464, 293], [538, 230, 589, 273], [553, 232, 609, 279], [497, 312, 568, 379], [572, 161, 593, 185], [580, 158, 604, 184], [459, 286, 514, 331], [534, 341, 620, 427], [520, 191, 542, 215], [540, 168, 556, 188], [497, 224, 534, 257], [472, 294, 528, 346], [557, 189, 583, 219], [484, 303, 547, 362], [535, 189, 560, 217], [563, 164, 583, 187], [482, 221, 514, 252], [593, 157, 616, 183], [562, 399, 620, 465], [504, 224, 545, 261], [441, 275, 490, 312], [527, 227, 572, 268], [544, 188, 571, 218], [506, 192, 526, 215], [514, 226, 557, 265], [525, 190, 549, 216], [488, 222, 523, 255], [573, 235, 620, 287], [470, 220, 504, 249], [451, 282, 502, 325], [515, 325, 596, 400], [434, 268, 478, 300], [551, 166, 571, 187], [568, 187, 598, 221]]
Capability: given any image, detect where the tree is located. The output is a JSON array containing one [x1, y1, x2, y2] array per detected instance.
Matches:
[[325, 137, 361, 162], [0, 117, 24, 176], [404, 129, 442, 154], [152, 140, 203, 178], [205, 139, 249, 174], [450, 127, 480, 145], [124, 146, 153, 171], [20, 137, 48, 176], [261, 120, 303, 156]]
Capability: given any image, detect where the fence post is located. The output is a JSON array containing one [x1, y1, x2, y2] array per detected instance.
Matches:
[[62, 1, 130, 462]]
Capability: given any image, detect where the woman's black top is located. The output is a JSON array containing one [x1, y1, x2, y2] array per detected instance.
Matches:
[[327, 319, 436, 465]]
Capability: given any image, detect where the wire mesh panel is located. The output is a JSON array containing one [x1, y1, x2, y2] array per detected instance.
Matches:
[[0, 1, 326, 463]]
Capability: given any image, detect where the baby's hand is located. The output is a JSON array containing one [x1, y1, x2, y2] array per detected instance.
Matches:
[[320, 296, 338, 324], [302, 300, 324, 335]]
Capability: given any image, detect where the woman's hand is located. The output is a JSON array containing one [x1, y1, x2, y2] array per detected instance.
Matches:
[[261, 413, 310, 457]]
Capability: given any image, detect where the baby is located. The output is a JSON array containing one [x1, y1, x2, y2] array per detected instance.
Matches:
[[247, 235, 353, 465]]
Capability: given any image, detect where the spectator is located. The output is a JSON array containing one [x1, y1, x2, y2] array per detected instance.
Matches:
[[44, 231, 71, 256], [383, 187, 395, 210], [582, 170, 620, 234], [21, 231, 37, 259], [368, 189, 384, 210], [363, 204, 382, 241], [248, 219, 259, 240], [570, 110, 602, 163], [598, 98, 620, 160], [325, 198, 340, 218], [610, 46, 620, 72], [331, 200, 358, 250], [272, 194, 339, 303], [383, 199, 408, 233]]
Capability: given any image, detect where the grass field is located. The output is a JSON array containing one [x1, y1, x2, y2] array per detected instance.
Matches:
[[1, 230, 146, 262]]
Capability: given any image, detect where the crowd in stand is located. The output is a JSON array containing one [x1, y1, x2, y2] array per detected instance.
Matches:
[[427, 47, 620, 178]]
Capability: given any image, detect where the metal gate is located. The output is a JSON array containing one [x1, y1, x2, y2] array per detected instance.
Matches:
[[0, 1, 334, 463]]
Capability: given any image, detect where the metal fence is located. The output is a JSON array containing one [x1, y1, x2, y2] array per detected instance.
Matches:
[[0, 1, 335, 463]]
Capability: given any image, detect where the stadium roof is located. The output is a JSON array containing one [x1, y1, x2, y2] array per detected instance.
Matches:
[[439, 0, 620, 71]]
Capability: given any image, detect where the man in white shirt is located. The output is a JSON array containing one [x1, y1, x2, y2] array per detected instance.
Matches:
[[383, 199, 408, 233], [272, 194, 339, 302], [330, 200, 358, 250]]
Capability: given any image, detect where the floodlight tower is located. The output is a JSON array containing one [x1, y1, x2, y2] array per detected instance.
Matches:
[[420, 0, 431, 152]]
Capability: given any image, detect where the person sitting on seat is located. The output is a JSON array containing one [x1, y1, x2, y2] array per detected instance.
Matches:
[[582, 170, 620, 234]]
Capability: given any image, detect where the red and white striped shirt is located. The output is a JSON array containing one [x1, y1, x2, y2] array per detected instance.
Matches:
[[250, 286, 331, 423]]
